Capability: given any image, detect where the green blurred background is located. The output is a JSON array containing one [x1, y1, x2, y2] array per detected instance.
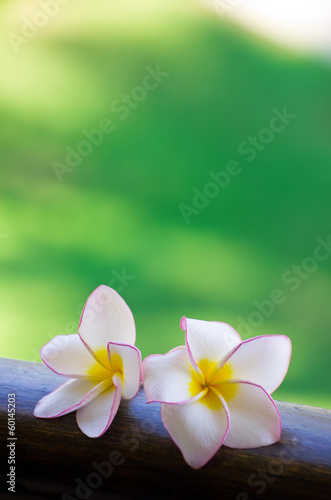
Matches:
[[1, 0, 330, 408]]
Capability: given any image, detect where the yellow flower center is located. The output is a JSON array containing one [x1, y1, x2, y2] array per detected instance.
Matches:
[[189, 358, 238, 410], [86, 347, 124, 386]]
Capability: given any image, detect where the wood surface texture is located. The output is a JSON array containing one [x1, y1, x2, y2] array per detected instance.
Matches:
[[0, 358, 330, 499]]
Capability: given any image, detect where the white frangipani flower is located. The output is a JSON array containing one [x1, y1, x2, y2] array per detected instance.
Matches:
[[34, 285, 141, 438], [142, 317, 291, 469]]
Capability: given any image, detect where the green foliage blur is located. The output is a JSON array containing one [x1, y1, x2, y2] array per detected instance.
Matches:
[[1, 0, 330, 408]]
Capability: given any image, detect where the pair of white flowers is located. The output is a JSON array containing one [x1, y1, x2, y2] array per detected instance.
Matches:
[[34, 285, 291, 469]]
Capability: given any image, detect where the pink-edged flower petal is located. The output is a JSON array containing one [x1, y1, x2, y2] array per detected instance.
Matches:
[[181, 317, 241, 372], [224, 335, 292, 394], [41, 334, 98, 378], [78, 285, 136, 355], [142, 346, 203, 404], [76, 374, 122, 438], [161, 396, 230, 469], [33, 378, 111, 419], [223, 381, 281, 449], [107, 342, 141, 400]]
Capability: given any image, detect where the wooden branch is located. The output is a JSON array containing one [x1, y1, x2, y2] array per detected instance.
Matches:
[[0, 358, 330, 500]]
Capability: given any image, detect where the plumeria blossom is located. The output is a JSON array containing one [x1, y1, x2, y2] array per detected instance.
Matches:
[[34, 285, 141, 438], [142, 317, 291, 469]]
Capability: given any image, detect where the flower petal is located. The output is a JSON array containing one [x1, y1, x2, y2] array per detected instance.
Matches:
[[33, 378, 111, 418], [142, 346, 204, 404], [78, 285, 136, 356], [224, 335, 292, 394], [76, 375, 122, 438], [107, 342, 141, 399], [223, 381, 281, 448], [40, 334, 98, 378], [181, 317, 241, 372], [161, 396, 230, 469]]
